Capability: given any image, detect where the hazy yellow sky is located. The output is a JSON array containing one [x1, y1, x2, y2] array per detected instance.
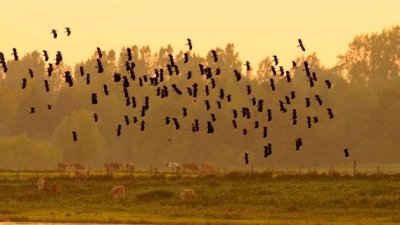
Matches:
[[1, 0, 399, 68]]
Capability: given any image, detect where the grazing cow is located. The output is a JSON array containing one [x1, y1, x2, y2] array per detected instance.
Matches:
[[122, 163, 135, 175], [165, 161, 182, 172], [37, 177, 61, 193], [70, 163, 85, 171], [182, 163, 199, 172], [75, 169, 90, 184], [104, 163, 122, 177], [110, 185, 126, 199], [37, 177, 48, 191], [180, 188, 197, 201], [201, 162, 216, 173], [57, 162, 70, 172]]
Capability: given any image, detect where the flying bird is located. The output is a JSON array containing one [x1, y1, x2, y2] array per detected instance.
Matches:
[[72, 131, 78, 142], [344, 149, 350, 158], [298, 38, 306, 51], [186, 38, 193, 50], [51, 29, 57, 39], [43, 50, 49, 61], [65, 27, 71, 36], [273, 55, 279, 65], [244, 153, 249, 165]]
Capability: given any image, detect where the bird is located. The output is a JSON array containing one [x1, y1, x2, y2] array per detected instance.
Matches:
[[232, 120, 238, 129], [270, 78, 275, 91], [305, 98, 311, 108], [114, 73, 121, 82], [286, 71, 292, 83], [96, 59, 104, 73], [273, 55, 279, 65], [290, 91, 296, 99], [12, 48, 18, 61], [344, 149, 350, 158], [184, 53, 189, 63], [292, 61, 297, 69], [325, 80, 332, 89], [140, 121, 145, 131], [245, 61, 251, 71], [43, 50, 49, 61], [298, 39, 306, 51], [65, 27, 71, 36], [30, 107, 36, 114], [55, 51, 63, 65], [186, 38, 193, 50], [47, 104, 52, 110], [93, 113, 98, 122], [264, 143, 272, 158], [207, 121, 214, 134], [172, 118, 180, 130], [295, 138, 302, 151], [91, 93, 98, 105], [28, 69, 34, 78], [267, 109, 272, 122], [234, 70, 241, 81], [271, 66, 277, 76], [315, 95, 323, 106], [116, 124, 122, 136], [211, 50, 218, 62], [44, 80, 50, 92], [244, 153, 249, 165], [21, 78, 27, 89], [246, 85, 251, 95], [72, 131, 78, 142], [182, 108, 188, 117], [307, 116, 312, 129], [327, 108, 334, 119], [64, 71, 73, 87], [103, 84, 109, 96], [51, 29, 57, 39], [97, 47, 103, 59], [47, 63, 54, 77], [127, 48, 133, 61]]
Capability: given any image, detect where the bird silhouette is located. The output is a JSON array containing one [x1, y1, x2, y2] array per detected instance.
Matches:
[[64, 71, 73, 87], [273, 55, 279, 65], [51, 29, 57, 39], [21, 78, 27, 89], [97, 47, 103, 59], [290, 91, 296, 99], [264, 144, 272, 158], [184, 53, 189, 63], [172, 118, 180, 130], [315, 95, 323, 106], [344, 149, 350, 158], [232, 120, 238, 129], [12, 48, 19, 61], [171, 84, 182, 95], [307, 116, 312, 129], [186, 38, 193, 50], [234, 70, 241, 81], [325, 80, 332, 89], [305, 98, 311, 108], [242, 128, 248, 136], [327, 108, 334, 119], [55, 51, 63, 65], [72, 131, 78, 142], [295, 138, 302, 151], [30, 107, 36, 114], [312, 72, 317, 81], [28, 69, 34, 78], [140, 120, 145, 131], [114, 73, 121, 82], [86, 73, 91, 85], [43, 50, 49, 61], [44, 80, 50, 92], [244, 153, 249, 164], [246, 85, 252, 95], [207, 121, 214, 134], [270, 78, 275, 91], [182, 108, 188, 117], [267, 109, 272, 122], [91, 93, 98, 105], [93, 113, 98, 122], [65, 27, 71, 36], [47, 104, 52, 110], [103, 84, 109, 96], [245, 61, 251, 71], [271, 66, 277, 76], [47, 63, 54, 77], [292, 61, 297, 69], [298, 39, 306, 51], [263, 126, 268, 138], [127, 48, 133, 61], [116, 124, 122, 136], [211, 50, 218, 62], [96, 59, 104, 73]]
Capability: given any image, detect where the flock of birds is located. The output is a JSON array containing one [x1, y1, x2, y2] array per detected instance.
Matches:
[[0, 27, 351, 165]]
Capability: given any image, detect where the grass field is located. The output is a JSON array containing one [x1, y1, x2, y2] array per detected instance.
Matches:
[[1, 170, 400, 225]]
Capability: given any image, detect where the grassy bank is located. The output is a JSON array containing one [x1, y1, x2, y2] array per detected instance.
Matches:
[[1, 171, 400, 224]]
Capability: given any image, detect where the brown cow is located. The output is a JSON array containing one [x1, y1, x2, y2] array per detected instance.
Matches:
[[182, 163, 199, 172], [57, 162, 70, 172], [75, 169, 90, 184], [104, 163, 122, 177], [110, 185, 126, 199], [70, 163, 85, 171], [180, 188, 197, 201], [200, 162, 216, 173], [37, 177, 61, 193]]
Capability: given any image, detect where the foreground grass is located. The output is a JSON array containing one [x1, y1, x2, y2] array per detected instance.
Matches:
[[1, 172, 400, 224]]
